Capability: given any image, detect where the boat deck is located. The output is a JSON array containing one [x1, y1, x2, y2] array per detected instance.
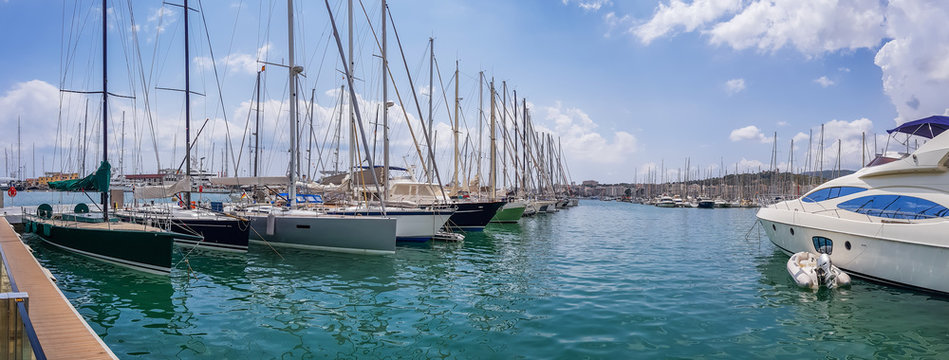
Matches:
[[0, 217, 117, 359]]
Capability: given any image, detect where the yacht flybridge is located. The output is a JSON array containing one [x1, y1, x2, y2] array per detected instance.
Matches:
[[757, 115, 949, 294]]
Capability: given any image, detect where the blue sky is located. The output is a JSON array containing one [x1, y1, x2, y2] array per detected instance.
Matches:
[[1, 0, 946, 184]]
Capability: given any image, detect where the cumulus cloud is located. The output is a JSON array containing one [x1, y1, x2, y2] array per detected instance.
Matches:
[[539, 101, 637, 165], [621, 0, 949, 124], [562, 0, 613, 12], [634, 0, 742, 44], [814, 76, 835, 87], [724, 78, 745, 95], [194, 43, 271, 75], [729, 125, 770, 143]]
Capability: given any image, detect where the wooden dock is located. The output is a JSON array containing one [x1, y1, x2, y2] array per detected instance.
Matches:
[[0, 217, 116, 359]]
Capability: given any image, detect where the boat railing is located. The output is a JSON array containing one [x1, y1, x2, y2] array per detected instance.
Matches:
[[0, 232, 46, 359]]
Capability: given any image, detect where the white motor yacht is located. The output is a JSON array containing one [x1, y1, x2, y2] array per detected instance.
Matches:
[[757, 116, 949, 294]]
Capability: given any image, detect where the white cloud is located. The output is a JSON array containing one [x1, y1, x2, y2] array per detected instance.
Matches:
[[622, 0, 949, 123], [633, 0, 743, 45], [777, 121, 789, 126], [814, 76, 835, 87], [539, 101, 637, 166], [729, 125, 770, 143], [875, 1, 949, 123], [737, 158, 766, 172], [563, 0, 613, 12], [724, 78, 745, 95], [194, 43, 271, 76]]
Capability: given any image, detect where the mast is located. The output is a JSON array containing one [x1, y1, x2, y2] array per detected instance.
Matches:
[[288, 0, 299, 207], [347, 0, 355, 188], [120, 111, 125, 176], [501, 81, 507, 194], [307, 88, 315, 180], [522, 98, 527, 197], [452, 59, 460, 190], [382, 0, 389, 201], [513, 90, 519, 195], [477, 71, 483, 194], [254, 67, 262, 176], [82, 99, 88, 175], [489, 79, 497, 201], [182, 0, 194, 208], [17, 117, 20, 180], [427, 37, 434, 183], [101, 0, 110, 221]]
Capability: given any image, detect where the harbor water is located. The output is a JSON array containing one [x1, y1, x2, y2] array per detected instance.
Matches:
[[21, 200, 949, 358]]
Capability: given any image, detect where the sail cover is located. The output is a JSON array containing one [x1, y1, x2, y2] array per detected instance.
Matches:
[[49, 161, 111, 192], [208, 176, 289, 186], [133, 177, 192, 199]]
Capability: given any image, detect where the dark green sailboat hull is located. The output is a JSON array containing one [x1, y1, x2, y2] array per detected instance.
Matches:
[[24, 218, 174, 275]]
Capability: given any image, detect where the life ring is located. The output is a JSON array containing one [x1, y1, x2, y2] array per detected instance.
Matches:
[[7, 186, 16, 197]]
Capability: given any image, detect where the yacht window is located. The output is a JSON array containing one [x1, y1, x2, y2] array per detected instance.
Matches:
[[812, 236, 833, 254], [837, 195, 949, 219], [801, 186, 866, 203]]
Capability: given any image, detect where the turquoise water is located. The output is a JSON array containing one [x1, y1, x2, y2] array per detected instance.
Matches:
[[22, 200, 949, 358]]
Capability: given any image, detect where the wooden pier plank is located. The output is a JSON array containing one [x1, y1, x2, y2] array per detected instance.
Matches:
[[0, 218, 116, 359]]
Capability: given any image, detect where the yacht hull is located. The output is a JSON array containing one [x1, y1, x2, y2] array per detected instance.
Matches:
[[323, 209, 453, 242], [24, 217, 176, 275], [119, 214, 250, 253], [445, 201, 506, 231], [757, 206, 949, 294], [247, 214, 397, 254], [490, 201, 527, 223]]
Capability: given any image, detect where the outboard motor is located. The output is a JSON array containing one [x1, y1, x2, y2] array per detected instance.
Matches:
[[817, 253, 838, 289]]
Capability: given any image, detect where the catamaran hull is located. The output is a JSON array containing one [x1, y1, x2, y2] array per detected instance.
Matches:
[[119, 215, 250, 253], [247, 215, 397, 254], [445, 201, 506, 231], [757, 206, 949, 294], [24, 218, 174, 275], [323, 210, 453, 242]]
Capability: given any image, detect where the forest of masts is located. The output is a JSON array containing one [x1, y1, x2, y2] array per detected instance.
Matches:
[[628, 125, 904, 202]]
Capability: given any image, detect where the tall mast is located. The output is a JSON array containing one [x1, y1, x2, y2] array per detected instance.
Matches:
[[522, 98, 527, 196], [101, 0, 110, 220], [82, 99, 88, 175], [183, 0, 194, 208], [287, 0, 299, 207], [307, 88, 315, 180], [489, 79, 496, 201], [427, 37, 434, 183], [501, 81, 507, 193], [477, 71, 483, 194], [17, 117, 20, 180], [347, 0, 355, 186], [513, 90, 518, 195], [254, 68, 262, 176], [381, 0, 389, 201], [452, 59, 460, 190], [120, 111, 125, 176]]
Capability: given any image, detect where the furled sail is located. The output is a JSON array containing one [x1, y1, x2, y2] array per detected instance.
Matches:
[[133, 177, 192, 199]]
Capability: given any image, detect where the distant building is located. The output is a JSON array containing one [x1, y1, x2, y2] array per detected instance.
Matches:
[[37, 172, 79, 185], [582, 180, 599, 187]]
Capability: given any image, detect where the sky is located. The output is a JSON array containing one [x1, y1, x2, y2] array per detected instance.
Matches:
[[0, 0, 947, 184]]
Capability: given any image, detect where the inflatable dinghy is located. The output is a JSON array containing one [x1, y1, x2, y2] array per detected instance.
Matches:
[[787, 252, 851, 289]]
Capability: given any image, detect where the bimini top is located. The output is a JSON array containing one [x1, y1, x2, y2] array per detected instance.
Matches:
[[886, 115, 949, 139]]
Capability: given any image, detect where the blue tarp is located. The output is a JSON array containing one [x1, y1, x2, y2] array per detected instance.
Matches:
[[886, 115, 949, 139]]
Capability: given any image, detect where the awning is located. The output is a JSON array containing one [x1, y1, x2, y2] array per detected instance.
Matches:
[[886, 115, 949, 139]]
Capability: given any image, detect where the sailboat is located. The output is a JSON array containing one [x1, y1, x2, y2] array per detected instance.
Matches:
[[235, 0, 398, 254], [116, 0, 249, 253], [23, 1, 201, 275]]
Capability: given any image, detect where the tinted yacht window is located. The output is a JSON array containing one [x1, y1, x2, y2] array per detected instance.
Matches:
[[837, 195, 949, 219], [802, 186, 866, 203]]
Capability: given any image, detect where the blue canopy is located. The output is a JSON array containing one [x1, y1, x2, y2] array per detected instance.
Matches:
[[886, 115, 949, 139]]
